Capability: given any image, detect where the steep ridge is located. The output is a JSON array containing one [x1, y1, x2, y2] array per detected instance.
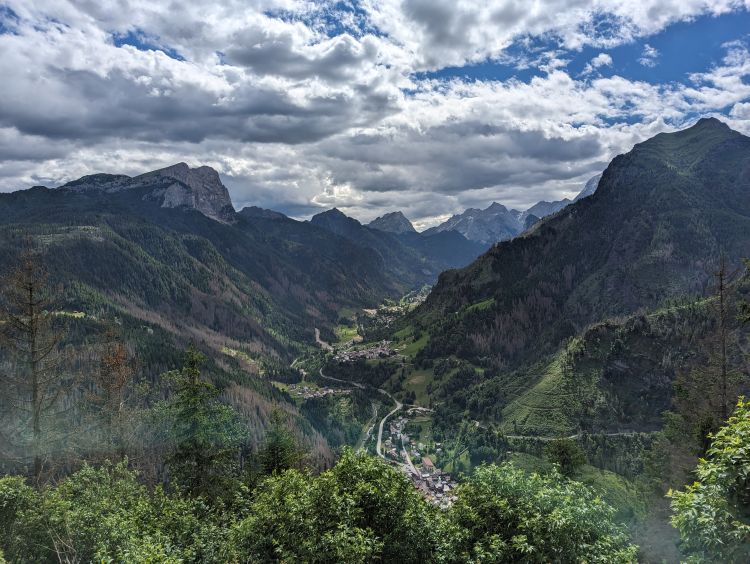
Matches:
[[310, 208, 484, 285], [368, 211, 417, 234], [412, 118, 750, 371]]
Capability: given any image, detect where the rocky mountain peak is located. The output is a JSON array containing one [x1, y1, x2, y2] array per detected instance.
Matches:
[[368, 211, 417, 234], [139, 163, 235, 223], [310, 208, 363, 237], [60, 162, 236, 223]]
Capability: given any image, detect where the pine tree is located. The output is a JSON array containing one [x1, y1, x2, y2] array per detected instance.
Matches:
[[673, 255, 743, 450], [256, 409, 304, 476], [164, 346, 245, 497], [0, 239, 70, 482], [86, 328, 136, 461]]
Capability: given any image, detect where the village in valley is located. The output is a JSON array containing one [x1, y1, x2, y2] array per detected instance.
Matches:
[[383, 411, 459, 508], [292, 287, 461, 507]]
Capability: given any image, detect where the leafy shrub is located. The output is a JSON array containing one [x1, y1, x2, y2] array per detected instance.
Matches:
[[670, 397, 750, 563], [448, 463, 638, 563]]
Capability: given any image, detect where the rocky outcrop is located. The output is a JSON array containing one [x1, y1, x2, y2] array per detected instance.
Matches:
[[62, 162, 236, 223], [137, 163, 235, 223]]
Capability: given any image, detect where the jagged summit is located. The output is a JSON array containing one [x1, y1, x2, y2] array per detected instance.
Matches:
[[61, 162, 235, 223], [136, 163, 235, 223], [423, 201, 523, 247], [368, 211, 416, 234], [691, 116, 732, 131]]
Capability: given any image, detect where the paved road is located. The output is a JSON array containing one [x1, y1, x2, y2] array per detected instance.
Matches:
[[319, 367, 365, 389], [318, 367, 402, 459], [401, 442, 420, 476], [376, 390, 403, 459], [312, 331, 412, 467], [503, 431, 645, 441]]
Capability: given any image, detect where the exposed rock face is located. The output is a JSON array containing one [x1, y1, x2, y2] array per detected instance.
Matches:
[[520, 199, 571, 224], [368, 211, 417, 234], [574, 173, 602, 201], [428, 173, 604, 245], [138, 163, 235, 223], [424, 202, 523, 246], [62, 162, 236, 223]]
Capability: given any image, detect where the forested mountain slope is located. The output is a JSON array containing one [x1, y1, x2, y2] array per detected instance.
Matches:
[[412, 118, 750, 371], [0, 179, 395, 362], [310, 207, 484, 282], [428, 281, 750, 436]]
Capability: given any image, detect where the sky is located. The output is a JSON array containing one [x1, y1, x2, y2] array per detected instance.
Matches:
[[1, 1, 750, 229]]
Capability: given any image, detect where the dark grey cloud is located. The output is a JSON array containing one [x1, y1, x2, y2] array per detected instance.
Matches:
[[225, 27, 379, 83]]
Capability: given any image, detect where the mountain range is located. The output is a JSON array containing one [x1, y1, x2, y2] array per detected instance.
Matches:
[[421, 174, 601, 246], [0, 160, 489, 369], [400, 117, 750, 434]]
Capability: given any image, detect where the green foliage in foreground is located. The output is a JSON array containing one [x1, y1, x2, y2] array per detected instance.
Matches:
[[0, 462, 231, 563], [0, 450, 637, 563], [449, 463, 638, 563], [670, 397, 750, 562], [159, 347, 246, 499], [233, 449, 442, 563]]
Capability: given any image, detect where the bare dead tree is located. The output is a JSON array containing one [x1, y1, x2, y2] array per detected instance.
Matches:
[[0, 238, 70, 482], [712, 254, 741, 421], [673, 255, 744, 453], [86, 328, 136, 461]]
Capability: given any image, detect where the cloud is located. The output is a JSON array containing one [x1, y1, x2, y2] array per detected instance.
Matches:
[[731, 101, 750, 119], [1, 0, 750, 228], [581, 52, 613, 75], [638, 44, 659, 67]]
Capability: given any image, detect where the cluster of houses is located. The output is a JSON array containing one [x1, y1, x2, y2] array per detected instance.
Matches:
[[411, 460, 458, 509], [286, 384, 350, 400], [383, 414, 458, 507], [333, 340, 395, 362]]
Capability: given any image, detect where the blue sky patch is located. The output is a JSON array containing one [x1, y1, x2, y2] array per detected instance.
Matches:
[[113, 29, 185, 61], [414, 11, 750, 91], [0, 4, 19, 35], [265, 0, 380, 39]]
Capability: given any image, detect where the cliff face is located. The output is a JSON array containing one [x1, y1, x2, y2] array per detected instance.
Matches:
[[63, 162, 236, 223], [137, 163, 236, 223]]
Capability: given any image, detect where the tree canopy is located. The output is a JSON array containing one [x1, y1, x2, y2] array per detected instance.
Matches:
[[670, 396, 750, 562]]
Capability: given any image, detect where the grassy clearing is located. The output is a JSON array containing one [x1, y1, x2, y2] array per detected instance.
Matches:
[[221, 346, 259, 368], [412, 416, 433, 445], [334, 324, 361, 345], [54, 310, 86, 319], [465, 297, 495, 313], [393, 325, 414, 340], [500, 357, 582, 436], [401, 332, 429, 356], [405, 368, 433, 406]]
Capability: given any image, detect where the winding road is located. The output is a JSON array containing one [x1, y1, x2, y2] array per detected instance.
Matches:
[[318, 366, 402, 459], [376, 389, 402, 458]]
